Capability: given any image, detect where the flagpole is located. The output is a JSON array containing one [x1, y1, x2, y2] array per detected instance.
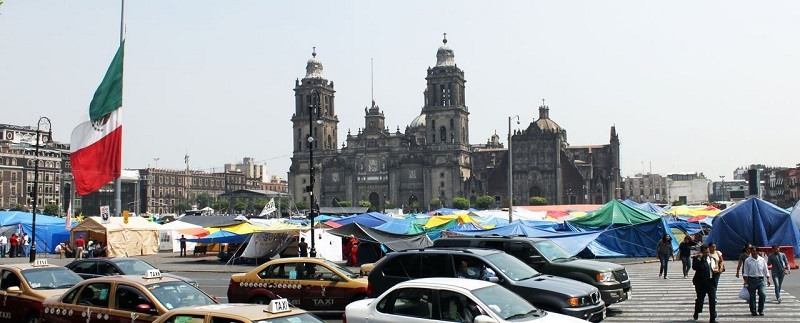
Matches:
[[114, 0, 125, 217]]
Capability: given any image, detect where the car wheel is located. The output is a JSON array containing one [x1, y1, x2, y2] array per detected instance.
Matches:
[[251, 296, 271, 304], [26, 313, 39, 323]]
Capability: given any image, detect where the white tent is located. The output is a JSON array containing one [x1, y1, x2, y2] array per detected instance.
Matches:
[[158, 220, 202, 252], [70, 217, 160, 257]]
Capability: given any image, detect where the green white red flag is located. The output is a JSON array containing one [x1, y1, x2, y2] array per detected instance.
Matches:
[[70, 41, 124, 196]]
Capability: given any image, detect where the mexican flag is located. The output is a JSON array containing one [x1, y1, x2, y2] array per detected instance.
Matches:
[[70, 41, 124, 196]]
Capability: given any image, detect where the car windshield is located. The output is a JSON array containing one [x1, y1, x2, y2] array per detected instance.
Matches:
[[484, 253, 538, 281], [114, 259, 157, 275], [533, 240, 573, 262], [253, 313, 325, 323], [472, 285, 543, 320], [324, 260, 359, 278], [146, 281, 216, 310], [22, 267, 83, 290]]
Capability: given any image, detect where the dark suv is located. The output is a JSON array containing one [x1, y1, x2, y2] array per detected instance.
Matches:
[[65, 257, 198, 287], [367, 248, 606, 322], [433, 236, 631, 305]]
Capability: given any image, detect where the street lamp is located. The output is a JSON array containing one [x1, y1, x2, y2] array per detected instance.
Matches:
[[30, 116, 52, 262], [307, 90, 322, 258], [508, 115, 520, 222], [719, 175, 726, 201]]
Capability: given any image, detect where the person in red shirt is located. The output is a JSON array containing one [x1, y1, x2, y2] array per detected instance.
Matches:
[[75, 235, 85, 259], [9, 233, 19, 258], [347, 235, 360, 266]]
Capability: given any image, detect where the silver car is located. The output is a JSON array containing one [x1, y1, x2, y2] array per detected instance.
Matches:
[[345, 277, 587, 323]]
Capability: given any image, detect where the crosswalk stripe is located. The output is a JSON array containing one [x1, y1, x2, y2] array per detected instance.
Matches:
[[604, 262, 798, 322]]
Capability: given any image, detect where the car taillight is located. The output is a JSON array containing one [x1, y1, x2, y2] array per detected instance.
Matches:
[[342, 313, 347, 323]]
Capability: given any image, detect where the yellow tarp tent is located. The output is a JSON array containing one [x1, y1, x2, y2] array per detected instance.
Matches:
[[424, 214, 476, 229]]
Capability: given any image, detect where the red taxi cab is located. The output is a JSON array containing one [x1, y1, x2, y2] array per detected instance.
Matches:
[[41, 269, 217, 323], [227, 257, 368, 312], [152, 299, 325, 323], [0, 259, 83, 323]]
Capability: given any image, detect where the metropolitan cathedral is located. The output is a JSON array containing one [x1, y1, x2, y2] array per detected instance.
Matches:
[[288, 36, 621, 210]]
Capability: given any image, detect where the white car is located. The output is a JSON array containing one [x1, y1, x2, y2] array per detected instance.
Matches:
[[345, 277, 587, 323]]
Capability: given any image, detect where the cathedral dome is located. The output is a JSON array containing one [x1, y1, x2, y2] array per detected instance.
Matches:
[[436, 34, 455, 67], [305, 48, 324, 79], [535, 103, 562, 132], [410, 113, 427, 128]]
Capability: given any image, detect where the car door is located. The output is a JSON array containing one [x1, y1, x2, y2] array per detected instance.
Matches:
[[299, 262, 348, 310], [73, 282, 113, 321], [371, 287, 438, 323], [108, 283, 159, 322], [0, 269, 25, 321], [257, 263, 302, 306], [43, 287, 81, 323]]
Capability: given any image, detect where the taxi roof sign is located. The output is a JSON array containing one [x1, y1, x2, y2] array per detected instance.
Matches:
[[31, 259, 49, 267], [143, 269, 162, 279], [265, 298, 290, 313]]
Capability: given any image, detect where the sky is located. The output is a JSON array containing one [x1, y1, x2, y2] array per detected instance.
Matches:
[[1, 1, 798, 182]]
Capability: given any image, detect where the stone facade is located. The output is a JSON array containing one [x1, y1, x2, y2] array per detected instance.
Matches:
[[288, 37, 622, 210]]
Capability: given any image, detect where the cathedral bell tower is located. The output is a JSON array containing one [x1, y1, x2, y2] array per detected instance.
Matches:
[[289, 48, 339, 205], [421, 34, 472, 207]]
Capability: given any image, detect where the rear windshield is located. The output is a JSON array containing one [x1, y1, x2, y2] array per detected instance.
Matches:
[[22, 267, 83, 290]]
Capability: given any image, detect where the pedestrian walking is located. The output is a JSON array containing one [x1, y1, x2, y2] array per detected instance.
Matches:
[[75, 235, 85, 259], [736, 243, 753, 279], [179, 235, 187, 257], [743, 245, 771, 316], [767, 244, 790, 303], [708, 242, 725, 288], [298, 237, 308, 257], [692, 244, 718, 323], [656, 234, 675, 279], [22, 233, 30, 257], [0, 233, 7, 258], [9, 233, 19, 258], [679, 236, 697, 278]]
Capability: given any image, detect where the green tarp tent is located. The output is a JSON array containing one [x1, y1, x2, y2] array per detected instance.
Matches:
[[569, 199, 661, 226]]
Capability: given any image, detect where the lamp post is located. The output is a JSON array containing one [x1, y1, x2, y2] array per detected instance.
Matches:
[[307, 90, 322, 258], [30, 117, 52, 262], [719, 175, 726, 201], [507, 115, 519, 222]]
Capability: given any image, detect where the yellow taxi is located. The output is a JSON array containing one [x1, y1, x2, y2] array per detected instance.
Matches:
[[227, 257, 368, 312], [152, 299, 326, 323], [41, 270, 217, 323], [0, 259, 83, 323]]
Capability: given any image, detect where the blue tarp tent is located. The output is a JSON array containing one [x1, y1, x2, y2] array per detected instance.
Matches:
[[565, 200, 677, 257], [186, 230, 251, 244], [0, 211, 75, 253], [373, 218, 420, 234], [329, 212, 394, 228], [708, 198, 800, 257]]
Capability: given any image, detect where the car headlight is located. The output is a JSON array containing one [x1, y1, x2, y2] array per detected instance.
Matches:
[[567, 296, 595, 307], [596, 271, 614, 282]]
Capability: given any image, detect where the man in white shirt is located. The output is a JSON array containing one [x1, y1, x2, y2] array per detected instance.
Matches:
[[742, 246, 771, 316], [0, 233, 7, 258]]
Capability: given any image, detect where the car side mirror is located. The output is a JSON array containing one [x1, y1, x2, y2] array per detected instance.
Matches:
[[6, 286, 22, 295], [473, 314, 498, 323], [136, 304, 152, 313], [486, 277, 500, 283]]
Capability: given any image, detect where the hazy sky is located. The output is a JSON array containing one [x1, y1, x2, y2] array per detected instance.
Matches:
[[2, 1, 798, 182]]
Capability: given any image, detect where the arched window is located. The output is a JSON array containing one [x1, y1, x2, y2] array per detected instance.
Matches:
[[327, 135, 333, 150], [440, 126, 447, 143]]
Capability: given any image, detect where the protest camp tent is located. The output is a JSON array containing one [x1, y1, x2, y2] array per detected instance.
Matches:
[[329, 222, 433, 264], [70, 217, 160, 257], [0, 211, 75, 253], [707, 198, 800, 257], [566, 199, 676, 257], [158, 220, 202, 252]]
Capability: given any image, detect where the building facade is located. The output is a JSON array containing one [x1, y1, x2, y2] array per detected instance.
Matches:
[[288, 37, 621, 209], [622, 173, 669, 203]]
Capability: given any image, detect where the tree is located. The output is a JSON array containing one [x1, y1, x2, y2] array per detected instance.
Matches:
[[295, 201, 309, 210], [384, 201, 395, 209], [429, 198, 442, 210], [196, 193, 213, 208], [529, 196, 548, 205], [43, 204, 60, 216], [212, 198, 230, 213], [175, 200, 192, 214], [253, 199, 267, 214], [337, 200, 352, 207], [358, 200, 372, 210], [672, 200, 686, 206], [475, 195, 495, 210], [232, 199, 247, 213], [452, 197, 470, 210]]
